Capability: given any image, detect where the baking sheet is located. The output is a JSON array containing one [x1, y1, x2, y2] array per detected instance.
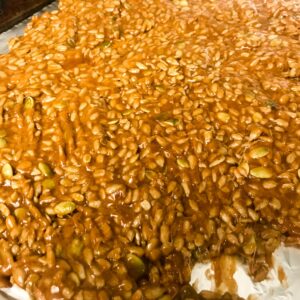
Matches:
[[0, 1, 58, 54], [0, 1, 300, 300]]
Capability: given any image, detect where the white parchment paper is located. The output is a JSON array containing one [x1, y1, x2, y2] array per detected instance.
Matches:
[[0, 2, 300, 300], [191, 246, 300, 300]]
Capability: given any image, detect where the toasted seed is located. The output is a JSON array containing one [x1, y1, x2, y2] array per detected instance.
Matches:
[[83, 154, 92, 164], [0, 138, 7, 149], [249, 147, 270, 159], [14, 208, 28, 221], [167, 181, 177, 193], [286, 152, 296, 164], [270, 198, 281, 210], [82, 248, 93, 266], [181, 182, 190, 196], [0, 203, 10, 217], [187, 155, 197, 169], [188, 199, 199, 211], [12, 267, 26, 287], [6, 215, 17, 231], [177, 158, 189, 168], [106, 183, 125, 195], [250, 167, 273, 178], [262, 180, 277, 189], [227, 233, 239, 245], [249, 127, 262, 141], [245, 91, 255, 102], [2, 163, 13, 179], [233, 202, 247, 217], [71, 193, 84, 202], [144, 286, 166, 299], [255, 199, 268, 211], [248, 209, 259, 221], [38, 162, 53, 177], [162, 119, 178, 126], [155, 155, 165, 167], [136, 62, 147, 70], [126, 254, 146, 280], [42, 178, 55, 190], [141, 200, 151, 211], [149, 187, 161, 199], [238, 161, 249, 177], [101, 41, 111, 47], [70, 239, 83, 256], [54, 201, 76, 215], [220, 210, 231, 225], [209, 156, 225, 168], [217, 112, 230, 123], [0, 129, 6, 138], [24, 96, 35, 109], [252, 112, 263, 123], [243, 236, 256, 255], [156, 136, 167, 147], [145, 170, 156, 180]]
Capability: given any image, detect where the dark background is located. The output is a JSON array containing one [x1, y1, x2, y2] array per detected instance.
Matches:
[[0, 0, 54, 33]]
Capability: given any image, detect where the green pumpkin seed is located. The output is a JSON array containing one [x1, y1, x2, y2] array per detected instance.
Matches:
[[42, 178, 55, 190], [54, 201, 76, 216], [2, 163, 13, 179], [177, 158, 189, 168], [38, 162, 53, 177], [24, 96, 35, 109], [250, 167, 273, 178], [144, 287, 166, 299], [162, 119, 178, 126], [67, 37, 76, 48], [0, 138, 7, 149], [249, 147, 270, 159], [102, 41, 111, 48], [265, 99, 278, 110], [155, 85, 165, 92], [126, 254, 146, 280]]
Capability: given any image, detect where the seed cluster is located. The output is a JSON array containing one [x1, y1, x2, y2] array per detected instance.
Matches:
[[0, 0, 299, 299]]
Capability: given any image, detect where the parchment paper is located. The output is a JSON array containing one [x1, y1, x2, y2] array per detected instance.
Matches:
[[191, 246, 300, 300], [0, 2, 300, 299]]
